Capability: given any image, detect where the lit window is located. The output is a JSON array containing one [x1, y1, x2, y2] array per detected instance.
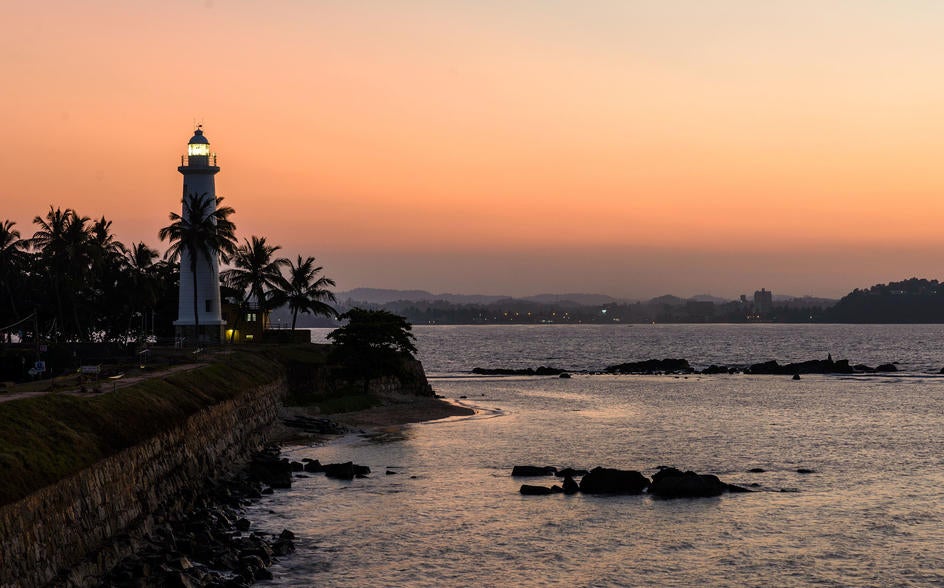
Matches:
[[188, 143, 210, 157]]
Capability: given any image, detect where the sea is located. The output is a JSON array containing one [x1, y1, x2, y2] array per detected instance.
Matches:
[[247, 324, 944, 587]]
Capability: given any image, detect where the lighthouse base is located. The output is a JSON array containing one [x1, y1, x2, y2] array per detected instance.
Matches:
[[173, 322, 225, 346]]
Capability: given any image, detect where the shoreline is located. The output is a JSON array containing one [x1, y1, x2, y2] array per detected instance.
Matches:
[[275, 395, 475, 440]]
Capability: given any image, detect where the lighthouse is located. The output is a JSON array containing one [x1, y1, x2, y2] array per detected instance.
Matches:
[[173, 127, 225, 343]]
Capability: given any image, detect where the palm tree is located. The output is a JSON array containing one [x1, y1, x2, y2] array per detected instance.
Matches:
[[124, 242, 160, 340], [159, 193, 237, 344], [221, 236, 289, 342], [281, 255, 338, 330], [0, 220, 27, 335], [31, 206, 92, 339]]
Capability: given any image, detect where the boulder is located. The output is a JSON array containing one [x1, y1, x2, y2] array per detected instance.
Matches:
[[556, 468, 589, 478], [512, 465, 557, 477], [874, 363, 898, 372], [562, 475, 579, 495], [648, 470, 727, 498], [519, 485, 555, 495], [579, 467, 650, 494], [323, 462, 355, 480], [248, 453, 293, 489], [303, 459, 324, 473]]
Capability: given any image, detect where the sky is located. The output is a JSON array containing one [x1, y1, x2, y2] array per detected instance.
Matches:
[[3, 1, 944, 300]]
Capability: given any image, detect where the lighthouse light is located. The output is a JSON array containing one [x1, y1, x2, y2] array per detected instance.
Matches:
[[188, 143, 210, 157]]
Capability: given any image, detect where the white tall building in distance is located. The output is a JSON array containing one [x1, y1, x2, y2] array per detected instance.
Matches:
[[173, 127, 225, 343]]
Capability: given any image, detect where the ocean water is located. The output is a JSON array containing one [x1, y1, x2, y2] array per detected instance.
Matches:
[[248, 324, 944, 586]]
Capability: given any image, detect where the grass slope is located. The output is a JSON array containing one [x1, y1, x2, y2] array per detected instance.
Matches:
[[0, 350, 284, 507]]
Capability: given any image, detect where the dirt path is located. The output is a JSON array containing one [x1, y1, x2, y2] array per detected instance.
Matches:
[[0, 363, 206, 404]]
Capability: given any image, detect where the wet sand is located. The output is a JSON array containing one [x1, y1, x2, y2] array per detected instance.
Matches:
[[330, 395, 475, 428], [276, 395, 475, 440]]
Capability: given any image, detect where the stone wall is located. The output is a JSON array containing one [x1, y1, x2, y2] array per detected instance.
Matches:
[[284, 357, 433, 404], [0, 377, 287, 588]]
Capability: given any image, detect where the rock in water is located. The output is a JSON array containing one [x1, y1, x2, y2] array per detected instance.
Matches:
[[520, 485, 555, 495], [648, 469, 727, 498], [579, 467, 650, 494], [562, 475, 579, 495], [323, 462, 355, 480], [512, 465, 557, 476]]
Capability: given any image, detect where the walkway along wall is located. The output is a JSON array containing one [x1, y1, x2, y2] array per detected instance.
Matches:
[[0, 377, 287, 587]]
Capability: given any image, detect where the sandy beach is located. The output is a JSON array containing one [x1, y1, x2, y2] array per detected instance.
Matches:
[[276, 394, 475, 440]]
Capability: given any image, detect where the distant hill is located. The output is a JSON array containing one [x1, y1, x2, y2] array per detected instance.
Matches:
[[689, 294, 730, 304], [519, 293, 620, 306], [649, 295, 687, 306], [824, 277, 944, 323], [337, 288, 508, 305], [271, 284, 849, 326]]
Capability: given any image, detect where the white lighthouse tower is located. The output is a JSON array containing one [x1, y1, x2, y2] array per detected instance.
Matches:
[[173, 127, 225, 344]]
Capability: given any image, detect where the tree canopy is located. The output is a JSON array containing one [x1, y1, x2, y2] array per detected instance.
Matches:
[[326, 309, 417, 390]]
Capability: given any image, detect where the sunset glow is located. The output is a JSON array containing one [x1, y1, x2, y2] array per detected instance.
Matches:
[[4, 0, 944, 298]]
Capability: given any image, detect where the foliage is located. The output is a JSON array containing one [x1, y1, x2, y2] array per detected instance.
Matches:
[[159, 193, 237, 343], [220, 236, 287, 342], [327, 308, 417, 356], [326, 308, 416, 390], [281, 255, 338, 330], [2, 202, 334, 350], [824, 277, 944, 323]]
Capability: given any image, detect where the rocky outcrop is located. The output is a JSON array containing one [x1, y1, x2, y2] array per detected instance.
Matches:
[[512, 465, 558, 476], [579, 467, 650, 494], [604, 359, 692, 374], [323, 461, 371, 480], [519, 484, 563, 495], [472, 366, 567, 376], [648, 467, 739, 498], [514, 465, 753, 498], [746, 358, 853, 375]]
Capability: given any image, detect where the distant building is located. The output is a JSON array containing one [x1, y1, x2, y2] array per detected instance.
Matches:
[[753, 288, 773, 317]]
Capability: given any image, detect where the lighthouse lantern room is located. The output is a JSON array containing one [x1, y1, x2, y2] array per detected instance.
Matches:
[[173, 126, 225, 344]]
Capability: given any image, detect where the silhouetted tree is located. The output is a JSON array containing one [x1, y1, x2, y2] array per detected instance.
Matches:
[[281, 255, 337, 330], [327, 308, 416, 393], [159, 193, 237, 344], [220, 236, 288, 342], [0, 220, 27, 336]]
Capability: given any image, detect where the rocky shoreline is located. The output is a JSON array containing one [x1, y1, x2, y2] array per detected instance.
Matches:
[[92, 397, 471, 586], [473, 354, 905, 376]]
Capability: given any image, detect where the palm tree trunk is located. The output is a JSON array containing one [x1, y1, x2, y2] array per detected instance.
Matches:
[[191, 256, 200, 346], [52, 275, 65, 342], [291, 308, 299, 330]]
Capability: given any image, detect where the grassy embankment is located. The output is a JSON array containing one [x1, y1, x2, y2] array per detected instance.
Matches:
[[0, 343, 378, 507]]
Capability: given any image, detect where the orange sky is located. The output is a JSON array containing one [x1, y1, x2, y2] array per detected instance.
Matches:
[[3, 1, 944, 298]]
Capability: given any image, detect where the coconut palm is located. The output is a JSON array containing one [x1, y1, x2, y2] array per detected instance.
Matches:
[[221, 236, 289, 342], [0, 220, 27, 332], [281, 255, 337, 330], [31, 206, 93, 339], [159, 193, 237, 344], [122, 242, 161, 340]]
